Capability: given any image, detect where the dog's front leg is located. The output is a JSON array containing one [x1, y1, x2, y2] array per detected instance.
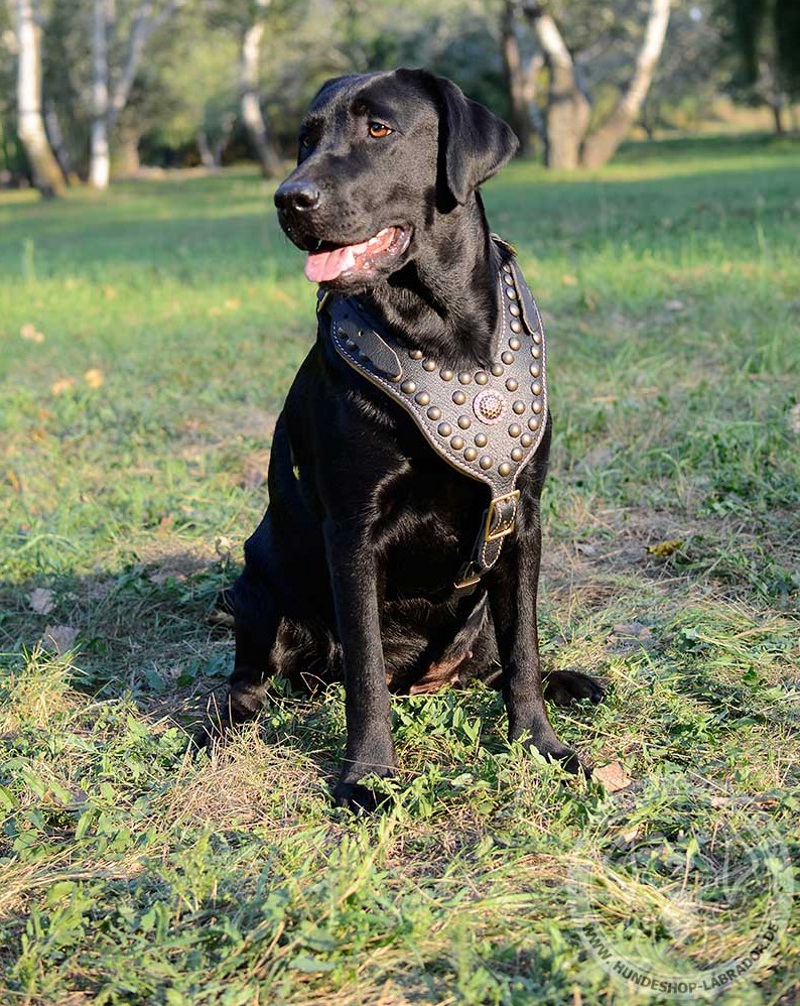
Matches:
[[324, 519, 396, 811], [486, 515, 581, 773]]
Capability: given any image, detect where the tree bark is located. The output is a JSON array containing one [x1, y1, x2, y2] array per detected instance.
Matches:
[[240, 0, 282, 178], [13, 0, 65, 197], [580, 0, 672, 168], [501, 0, 533, 157], [89, 0, 110, 188], [532, 11, 589, 170]]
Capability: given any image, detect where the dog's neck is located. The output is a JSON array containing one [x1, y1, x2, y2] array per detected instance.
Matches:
[[359, 194, 502, 370]]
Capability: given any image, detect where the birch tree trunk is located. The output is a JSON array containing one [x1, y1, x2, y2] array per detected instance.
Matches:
[[240, 0, 282, 178], [14, 0, 65, 197], [89, 0, 184, 189], [89, 0, 110, 189], [533, 11, 589, 170], [580, 0, 672, 169]]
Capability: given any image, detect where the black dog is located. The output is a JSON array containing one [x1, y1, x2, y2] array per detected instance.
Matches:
[[217, 69, 603, 810]]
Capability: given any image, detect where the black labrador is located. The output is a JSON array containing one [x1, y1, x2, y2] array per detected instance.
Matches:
[[213, 68, 603, 810]]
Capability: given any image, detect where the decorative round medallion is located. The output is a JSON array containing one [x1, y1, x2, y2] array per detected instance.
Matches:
[[473, 389, 505, 425]]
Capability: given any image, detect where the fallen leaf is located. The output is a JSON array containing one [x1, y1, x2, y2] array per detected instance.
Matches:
[[647, 538, 683, 557], [224, 297, 241, 310], [788, 403, 800, 435], [104, 285, 117, 300], [30, 587, 56, 614], [593, 761, 633, 793], [20, 322, 45, 343], [612, 622, 652, 640], [665, 299, 684, 312], [84, 368, 104, 389], [561, 274, 578, 286], [51, 377, 76, 396], [43, 624, 78, 655]]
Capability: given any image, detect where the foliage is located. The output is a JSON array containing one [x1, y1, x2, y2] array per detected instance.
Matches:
[[1, 135, 799, 1000]]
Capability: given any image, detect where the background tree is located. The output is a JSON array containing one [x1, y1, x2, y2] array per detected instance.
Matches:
[[88, 0, 187, 188], [722, 0, 800, 133], [504, 0, 672, 169], [11, 0, 64, 196]]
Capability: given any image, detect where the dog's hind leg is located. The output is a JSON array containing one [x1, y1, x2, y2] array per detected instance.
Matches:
[[225, 566, 282, 725]]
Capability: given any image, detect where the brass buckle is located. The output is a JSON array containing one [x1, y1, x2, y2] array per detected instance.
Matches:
[[484, 489, 520, 543]]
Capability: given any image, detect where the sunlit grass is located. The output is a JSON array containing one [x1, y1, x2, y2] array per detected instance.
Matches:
[[1, 134, 798, 1003]]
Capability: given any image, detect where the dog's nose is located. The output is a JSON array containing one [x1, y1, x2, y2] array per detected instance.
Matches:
[[274, 179, 321, 212]]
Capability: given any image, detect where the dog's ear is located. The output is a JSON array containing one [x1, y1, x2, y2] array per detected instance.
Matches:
[[433, 75, 519, 205]]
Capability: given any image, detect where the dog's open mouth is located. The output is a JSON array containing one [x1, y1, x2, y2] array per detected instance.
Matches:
[[304, 226, 410, 284]]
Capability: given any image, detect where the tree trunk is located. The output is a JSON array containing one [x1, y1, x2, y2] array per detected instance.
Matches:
[[116, 128, 141, 175], [533, 12, 589, 170], [89, 0, 110, 189], [580, 0, 671, 168], [501, 0, 533, 157], [13, 0, 65, 197], [240, 0, 282, 178]]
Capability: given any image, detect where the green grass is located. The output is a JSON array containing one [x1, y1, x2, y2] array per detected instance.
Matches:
[[1, 134, 799, 1004]]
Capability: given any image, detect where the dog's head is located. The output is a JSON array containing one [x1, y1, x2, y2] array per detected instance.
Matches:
[[274, 69, 518, 291]]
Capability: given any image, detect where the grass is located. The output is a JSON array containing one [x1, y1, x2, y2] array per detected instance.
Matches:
[[1, 132, 799, 1004]]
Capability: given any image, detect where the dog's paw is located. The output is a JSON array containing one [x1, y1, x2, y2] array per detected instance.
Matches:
[[333, 779, 393, 814], [543, 669, 605, 708]]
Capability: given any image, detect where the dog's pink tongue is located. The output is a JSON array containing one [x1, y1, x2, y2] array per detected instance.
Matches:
[[305, 245, 357, 283]]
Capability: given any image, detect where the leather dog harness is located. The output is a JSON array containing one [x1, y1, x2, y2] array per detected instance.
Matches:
[[320, 238, 548, 592]]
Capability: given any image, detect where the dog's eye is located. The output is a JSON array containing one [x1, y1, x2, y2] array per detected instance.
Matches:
[[367, 121, 392, 139], [299, 133, 311, 149]]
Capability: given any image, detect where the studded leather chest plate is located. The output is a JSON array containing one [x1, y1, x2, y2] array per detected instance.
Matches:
[[327, 251, 547, 499]]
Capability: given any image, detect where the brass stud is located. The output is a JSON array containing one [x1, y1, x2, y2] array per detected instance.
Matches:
[[427, 406, 442, 421], [451, 435, 465, 451], [531, 347, 541, 359], [510, 320, 522, 334], [401, 380, 416, 394], [512, 401, 526, 415], [464, 447, 478, 462], [474, 433, 488, 447], [506, 378, 519, 392], [498, 462, 511, 477], [458, 416, 471, 430], [415, 391, 430, 406], [502, 263, 512, 274], [520, 433, 533, 447], [533, 332, 541, 344], [511, 447, 523, 461], [441, 369, 454, 381], [479, 455, 493, 470], [475, 371, 489, 385], [345, 338, 356, 349], [409, 349, 424, 360], [531, 382, 542, 396], [422, 359, 437, 372], [529, 417, 540, 431], [458, 372, 472, 384], [491, 363, 504, 377], [452, 390, 467, 406], [509, 337, 521, 351], [532, 402, 543, 414], [501, 351, 514, 365], [530, 365, 540, 378], [509, 304, 520, 317], [508, 423, 522, 437], [506, 288, 517, 300], [504, 273, 514, 286], [438, 422, 452, 437]]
